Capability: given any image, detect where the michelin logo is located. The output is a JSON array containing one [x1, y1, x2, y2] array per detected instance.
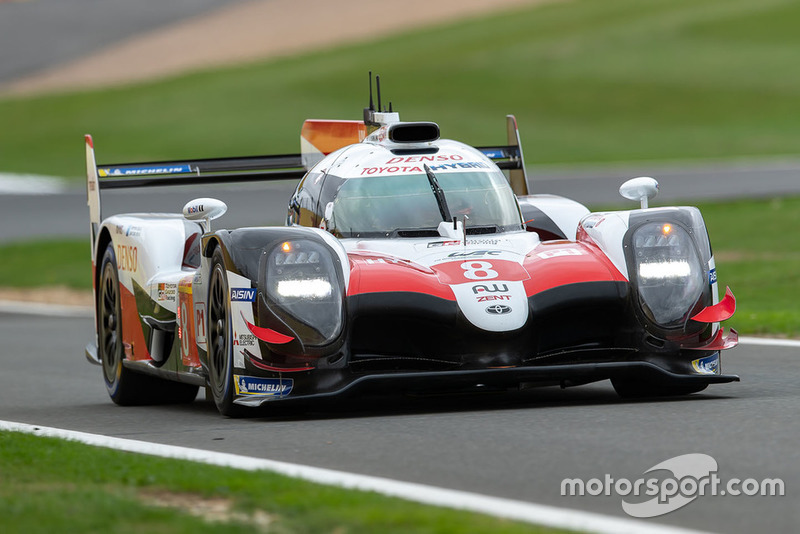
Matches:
[[98, 164, 192, 177], [234, 375, 293, 397], [230, 288, 256, 302], [692, 354, 720, 375]]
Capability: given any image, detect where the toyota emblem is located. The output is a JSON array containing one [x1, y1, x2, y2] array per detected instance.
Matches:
[[485, 304, 512, 315]]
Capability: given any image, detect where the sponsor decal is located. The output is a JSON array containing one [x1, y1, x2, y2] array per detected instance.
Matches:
[[234, 375, 293, 397], [472, 283, 509, 294], [709, 268, 717, 284], [98, 164, 192, 177], [427, 240, 461, 248], [125, 225, 142, 237], [116, 244, 137, 272], [233, 330, 257, 347], [536, 248, 585, 259], [359, 160, 488, 176], [433, 259, 529, 284], [692, 354, 720, 375], [230, 288, 256, 302], [477, 294, 511, 302], [485, 304, 512, 315], [194, 303, 207, 346], [157, 283, 177, 302], [447, 250, 502, 258], [385, 155, 464, 164], [186, 204, 204, 215]]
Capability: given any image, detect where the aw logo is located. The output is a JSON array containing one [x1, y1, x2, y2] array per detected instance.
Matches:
[[472, 283, 509, 294]]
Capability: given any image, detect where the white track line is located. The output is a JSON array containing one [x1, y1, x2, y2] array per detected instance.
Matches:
[[0, 420, 711, 534], [738, 336, 800, 348]]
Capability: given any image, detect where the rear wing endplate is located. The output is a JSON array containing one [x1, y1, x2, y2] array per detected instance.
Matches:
[[476, 115, 529, 196]]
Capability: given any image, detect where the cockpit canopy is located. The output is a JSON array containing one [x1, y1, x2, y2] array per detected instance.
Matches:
[[329, 169, 521, 237], [287, 141, 523, 238]]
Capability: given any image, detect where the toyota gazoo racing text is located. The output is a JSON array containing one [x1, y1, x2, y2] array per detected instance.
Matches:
[[84, 78, 738, 416]]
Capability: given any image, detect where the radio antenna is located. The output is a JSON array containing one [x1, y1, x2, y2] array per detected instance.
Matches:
[[368, 71, 374, 111], [376, 75, 382, 112]]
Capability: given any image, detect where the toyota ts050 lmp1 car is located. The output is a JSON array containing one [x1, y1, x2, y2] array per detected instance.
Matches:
[[84, 80, 738, 416]]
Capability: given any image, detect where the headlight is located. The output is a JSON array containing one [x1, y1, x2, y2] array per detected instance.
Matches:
[[631, 222, 705, 328], [266, 239, 343, 345]]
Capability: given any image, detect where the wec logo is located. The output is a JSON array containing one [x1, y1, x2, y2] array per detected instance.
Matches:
[[230, 288, 256, 302]]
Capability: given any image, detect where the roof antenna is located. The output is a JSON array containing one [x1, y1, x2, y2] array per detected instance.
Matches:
[[368, 71, 374, 111], [376, 75, 382, 113], [363, 71, 378, 129]]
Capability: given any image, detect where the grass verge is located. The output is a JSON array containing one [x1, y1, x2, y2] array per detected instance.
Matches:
[[0, 195, 797, 337], [2, 0, 800, 179], [0, 430, 562, 534]]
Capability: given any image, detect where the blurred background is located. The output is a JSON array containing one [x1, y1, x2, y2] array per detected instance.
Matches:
[[0, 0, 798, 334]]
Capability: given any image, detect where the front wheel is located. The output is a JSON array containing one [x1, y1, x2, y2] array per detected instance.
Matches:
[[206, 247, 243, 417], [97, 244, 198, 405]]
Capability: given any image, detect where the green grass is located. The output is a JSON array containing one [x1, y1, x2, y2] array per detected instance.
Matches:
[[0, 431, 560, 534], [0, 195, 797, 336], [2, 0, 800, 180], [0, 238, 89, 289]]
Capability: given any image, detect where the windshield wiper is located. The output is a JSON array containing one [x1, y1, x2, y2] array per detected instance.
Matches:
[[424, 164, 452, 223]]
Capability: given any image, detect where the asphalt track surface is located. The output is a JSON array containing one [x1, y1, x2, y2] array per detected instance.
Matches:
[[0, 311, 795, 533], [0, 0, 248, 84]]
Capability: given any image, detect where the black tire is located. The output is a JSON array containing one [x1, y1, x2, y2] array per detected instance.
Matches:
[[98, 244, 198, 405], [612, 378, 708, 399], [206, 247, 244, 417]]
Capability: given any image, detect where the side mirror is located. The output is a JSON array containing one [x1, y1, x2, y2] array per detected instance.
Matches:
[[619, 177, 659, 209], [182, 198, 227, 232]]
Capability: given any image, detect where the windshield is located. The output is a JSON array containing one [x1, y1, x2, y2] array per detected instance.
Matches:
[[329, 170, 522, 237]]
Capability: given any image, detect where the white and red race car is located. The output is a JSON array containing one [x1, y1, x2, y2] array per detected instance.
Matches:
[[85, 79, 738, 416]]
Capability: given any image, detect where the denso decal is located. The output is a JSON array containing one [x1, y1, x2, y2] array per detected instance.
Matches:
[[230, 288, 256, 302], [472, 283, 509, 294], [116, 245, 137, 272], [99, 164, 192, 177], [234, 375, 293, 397], [691, 354, 719, 375], [385, 155, 463, 164]]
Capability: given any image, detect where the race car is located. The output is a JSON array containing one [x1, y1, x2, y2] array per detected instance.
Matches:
[[84, 77, 738, 416]]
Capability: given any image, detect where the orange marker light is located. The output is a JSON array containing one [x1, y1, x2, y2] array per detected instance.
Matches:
[[281, 242, 292, 253], [662, 224, 672, 235]]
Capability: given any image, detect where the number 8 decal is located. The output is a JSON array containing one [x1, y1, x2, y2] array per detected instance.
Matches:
[[461, 261, 499, 280]]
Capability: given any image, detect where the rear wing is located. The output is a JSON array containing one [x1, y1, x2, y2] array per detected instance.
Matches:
[[84, 134, 304, 257]]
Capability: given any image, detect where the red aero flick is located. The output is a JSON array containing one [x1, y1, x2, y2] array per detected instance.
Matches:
[[84, 76, 738, 416]]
